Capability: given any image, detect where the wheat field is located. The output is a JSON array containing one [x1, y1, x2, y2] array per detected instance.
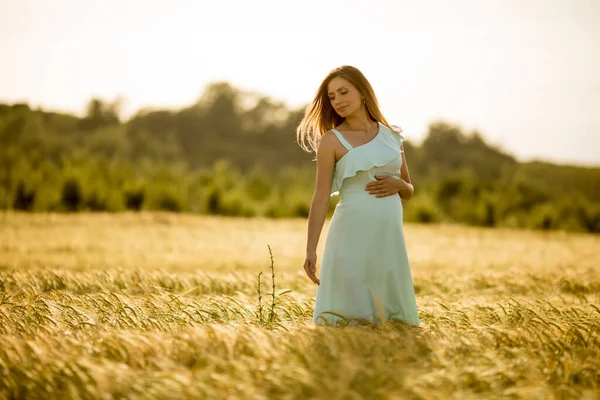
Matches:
[[0, 212, 598, 399]]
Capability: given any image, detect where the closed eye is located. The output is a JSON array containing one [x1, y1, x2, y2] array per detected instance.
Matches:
[[329, 91, 348, 101]]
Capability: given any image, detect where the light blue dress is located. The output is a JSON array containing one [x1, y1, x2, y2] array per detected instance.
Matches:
[[312, 122, 421, 326]]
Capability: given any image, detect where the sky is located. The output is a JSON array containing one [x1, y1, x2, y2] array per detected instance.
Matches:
[[1, 0, 599, 167]]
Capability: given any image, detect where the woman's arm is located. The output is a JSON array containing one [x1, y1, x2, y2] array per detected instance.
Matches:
[[303, 131, 336, 285], [397, 144, 414, 201], [366, 144, 414, 200]]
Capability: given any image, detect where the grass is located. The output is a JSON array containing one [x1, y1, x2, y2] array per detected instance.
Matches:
[[0, 211, 599, 399]]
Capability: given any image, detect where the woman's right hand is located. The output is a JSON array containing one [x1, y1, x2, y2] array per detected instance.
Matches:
[[303, 251, 320, 285]]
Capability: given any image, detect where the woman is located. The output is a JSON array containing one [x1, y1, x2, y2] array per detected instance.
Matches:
[[296, 65, 420, 326]]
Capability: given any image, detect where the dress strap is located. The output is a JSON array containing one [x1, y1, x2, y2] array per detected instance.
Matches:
[[332, 129, 353, 150]]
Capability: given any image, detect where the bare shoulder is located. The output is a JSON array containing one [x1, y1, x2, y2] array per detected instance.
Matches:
[[318, 130, 338, 150]]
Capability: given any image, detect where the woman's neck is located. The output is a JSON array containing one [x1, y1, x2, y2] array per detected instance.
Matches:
[[343, 110, 377, 135]]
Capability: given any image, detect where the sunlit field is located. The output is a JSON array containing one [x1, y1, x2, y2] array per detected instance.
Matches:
[[0, 212, 598, 399]]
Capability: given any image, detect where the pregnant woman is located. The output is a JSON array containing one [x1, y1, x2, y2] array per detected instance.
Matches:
[[296, 65, 420, 326]]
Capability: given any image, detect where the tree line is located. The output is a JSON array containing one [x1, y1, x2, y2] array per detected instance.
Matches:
[[1, 82, 598, 233]]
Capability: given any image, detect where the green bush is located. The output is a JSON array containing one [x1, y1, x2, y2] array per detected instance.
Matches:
[[124, 185, 145, 211], [474, 194, 497, 227], [85, 187, 124, 212], [13, 181, 35, 211], [245, 165, 272, 201], [154, 189, 185, 212], [61, 178, 82, 211], [575, 200, 600, 233], [216, 189, 255, 217], [528, 203, 558, 231], [404, 193, 443, 224]]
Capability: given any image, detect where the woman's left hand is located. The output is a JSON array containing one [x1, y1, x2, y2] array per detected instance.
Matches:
[[365, 175, 403, 198]]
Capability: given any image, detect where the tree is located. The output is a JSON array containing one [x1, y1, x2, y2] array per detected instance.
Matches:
[[78, 98, 121, 131]]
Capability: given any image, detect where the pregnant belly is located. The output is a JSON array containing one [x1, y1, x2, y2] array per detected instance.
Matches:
[[335, 190, 403, 220]]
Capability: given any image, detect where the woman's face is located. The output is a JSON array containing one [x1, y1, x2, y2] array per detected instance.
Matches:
[[327, 76, 363, 118]]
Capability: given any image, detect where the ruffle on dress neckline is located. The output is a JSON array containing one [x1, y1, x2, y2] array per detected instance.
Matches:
[[331, 123, 404, 197]]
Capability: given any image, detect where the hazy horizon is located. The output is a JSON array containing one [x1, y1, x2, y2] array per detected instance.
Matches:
[[1, 0, 599, 167]]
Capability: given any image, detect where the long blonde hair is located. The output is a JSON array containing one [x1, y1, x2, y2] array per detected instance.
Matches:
[[296, 65, 399, 153]]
